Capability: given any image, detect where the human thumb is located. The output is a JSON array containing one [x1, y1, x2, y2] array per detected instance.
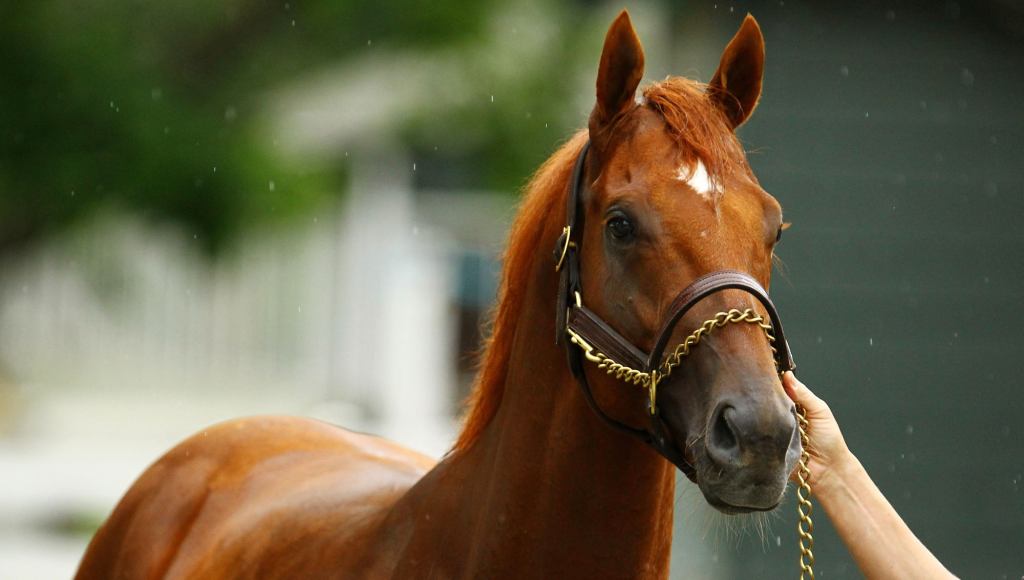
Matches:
[[782, 371, 826, 414]]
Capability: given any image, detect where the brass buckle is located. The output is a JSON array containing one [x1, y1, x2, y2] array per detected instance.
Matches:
[[554, 226, 574, 272]]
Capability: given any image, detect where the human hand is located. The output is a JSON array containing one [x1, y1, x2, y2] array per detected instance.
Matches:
[[782, 372, 852, 489]]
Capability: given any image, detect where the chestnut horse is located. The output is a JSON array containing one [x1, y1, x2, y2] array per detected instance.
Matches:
[[77, 11, 798, 579]]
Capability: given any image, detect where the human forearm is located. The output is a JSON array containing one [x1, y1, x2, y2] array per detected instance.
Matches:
[[815, 450, 956, 580]]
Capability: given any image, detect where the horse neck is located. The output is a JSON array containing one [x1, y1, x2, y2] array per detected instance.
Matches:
[[391, 215, 677, 578]]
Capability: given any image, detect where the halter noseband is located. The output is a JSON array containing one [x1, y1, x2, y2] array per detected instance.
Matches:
[[553, 140, 796, 476]]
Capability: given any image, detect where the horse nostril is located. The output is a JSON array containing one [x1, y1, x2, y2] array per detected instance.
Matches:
[[707, 405, 740, 466]]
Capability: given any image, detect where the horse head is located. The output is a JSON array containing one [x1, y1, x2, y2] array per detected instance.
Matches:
[[576, 11, 798, 514]]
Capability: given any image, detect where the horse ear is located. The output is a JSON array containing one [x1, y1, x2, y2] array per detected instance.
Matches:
[[592, 10, 645, 127], [709, 14, 765, 128]]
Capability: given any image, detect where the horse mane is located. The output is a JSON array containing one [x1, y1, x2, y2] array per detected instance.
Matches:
[[453, 77, 745, 452], [452, 130, 588, 452]]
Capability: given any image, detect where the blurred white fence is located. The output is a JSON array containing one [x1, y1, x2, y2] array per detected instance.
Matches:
[[0, 152, 515, 579]]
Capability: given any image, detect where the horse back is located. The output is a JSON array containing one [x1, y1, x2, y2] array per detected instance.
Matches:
[[75, 415, 435, 579]]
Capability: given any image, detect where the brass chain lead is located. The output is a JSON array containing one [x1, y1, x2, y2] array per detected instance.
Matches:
[[566, 308, 775, 391], [796, 403, 815, 580], [658, 308, 776, 378]]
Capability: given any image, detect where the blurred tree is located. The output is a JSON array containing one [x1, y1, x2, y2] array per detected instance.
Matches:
[[0, 0, 496, 258]]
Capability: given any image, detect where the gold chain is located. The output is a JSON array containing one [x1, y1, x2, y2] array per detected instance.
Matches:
[[658, 309, 776, 379], [796, 404, 815, 579], [567, 330, 653, 387], [567, 305, 816, 579], [567, 308, 775, 388]]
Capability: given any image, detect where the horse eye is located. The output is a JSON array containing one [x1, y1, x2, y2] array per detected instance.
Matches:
[[607, 215, 635, 241], [775, 226, 783, 243]]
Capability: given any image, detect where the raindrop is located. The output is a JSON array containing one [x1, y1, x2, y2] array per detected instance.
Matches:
[[212, 166, 217, 173], [291, 19, 296, 27], [885, 9, 895, 21], [269, 180, 276, 191], [869, 337, 874, 346], [906, 425, 914, 435], [412, 162, 417, 171], [490, 95, 495, 103], [193, 233, 198, 239], [297, 306, 302, 313], [70, 190, 76, 197], [776, 536, 782, 547], [816, 336, 822, 344], [959, 68, 974, 87], [839, 65, 849, 77], [225, 106, 238, 122], [864, 112, 870, 118], [729, 5, 734, 12], [151, 88, 163, 100], [367, 39, 372, 46]]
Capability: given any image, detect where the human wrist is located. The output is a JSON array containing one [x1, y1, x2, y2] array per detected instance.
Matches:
[[814, 444, 860, 499]]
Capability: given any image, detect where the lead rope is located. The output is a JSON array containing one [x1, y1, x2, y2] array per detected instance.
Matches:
[[795, 403, 815, 579]]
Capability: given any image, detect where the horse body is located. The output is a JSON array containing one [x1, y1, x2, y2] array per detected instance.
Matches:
[[78, 11, 794, 579], [76, 416, 434, 578]]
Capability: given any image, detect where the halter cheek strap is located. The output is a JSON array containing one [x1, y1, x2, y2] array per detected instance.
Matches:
[[553, 140, 795, 475]]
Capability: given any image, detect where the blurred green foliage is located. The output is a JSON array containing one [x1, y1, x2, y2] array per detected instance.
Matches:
[[0, 0, 499, 256]]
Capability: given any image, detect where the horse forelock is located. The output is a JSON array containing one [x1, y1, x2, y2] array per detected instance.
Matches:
[[642, 77, 750, 199], [452, 131, 589, 453]]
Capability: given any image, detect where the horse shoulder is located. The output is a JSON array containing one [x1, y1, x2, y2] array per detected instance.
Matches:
[[76, 415, 436, 579]]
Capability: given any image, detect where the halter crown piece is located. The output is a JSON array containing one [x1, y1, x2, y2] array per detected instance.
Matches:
[[553, 141, 816, 579]]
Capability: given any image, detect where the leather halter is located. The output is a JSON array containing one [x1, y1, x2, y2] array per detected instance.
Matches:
[[553, 140, 796, 476]]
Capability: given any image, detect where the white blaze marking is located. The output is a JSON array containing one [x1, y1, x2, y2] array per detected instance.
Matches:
[[676, 159, 716, 199]]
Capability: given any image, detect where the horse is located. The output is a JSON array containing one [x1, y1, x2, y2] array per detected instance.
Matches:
[[76, 11, 800, 579]]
